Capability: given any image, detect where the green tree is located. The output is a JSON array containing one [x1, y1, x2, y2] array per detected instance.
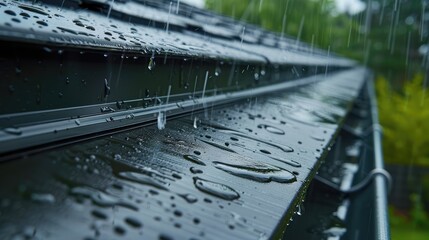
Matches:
[[205, 0, 356, 53]]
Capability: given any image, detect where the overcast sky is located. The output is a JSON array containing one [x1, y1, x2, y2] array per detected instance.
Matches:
[[335, 0, 366, 15], [182, 0, 366, 15]]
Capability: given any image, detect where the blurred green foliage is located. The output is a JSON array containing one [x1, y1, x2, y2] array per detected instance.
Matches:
[[410, 193, 429, 228], [390, 203, 429, 240], [389, 193, 429, 239], [376, 74, 429, 166], [205, 0, 355, 55]]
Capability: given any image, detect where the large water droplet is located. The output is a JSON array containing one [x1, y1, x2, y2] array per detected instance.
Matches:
[[3, 127, 22, 135], [257, 124, 285, 135], [213, 162, 296, 183], [193, 177, 240, 200], [4, 10, 16, 16], [19, 5, 49, 15]]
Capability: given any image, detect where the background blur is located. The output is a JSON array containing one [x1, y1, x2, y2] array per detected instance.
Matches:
[[197, 0, 429, 239]]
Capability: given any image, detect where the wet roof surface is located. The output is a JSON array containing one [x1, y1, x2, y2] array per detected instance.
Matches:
[[0, 0, 355, 66], [0, 0, 371, 239], [0, 68, 366, 239]]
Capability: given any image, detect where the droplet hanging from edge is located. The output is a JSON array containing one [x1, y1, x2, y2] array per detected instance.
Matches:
[[104, 78, 111, 99], [157, 111, 166, 130], [193, 117, 198, 129], [148, 55, 155, 70]]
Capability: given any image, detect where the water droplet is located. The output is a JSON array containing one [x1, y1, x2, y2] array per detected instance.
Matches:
[[257, 124, 285, 135], [20, 12, 30, 18], [114, 154, 122, 160], [118, 171, 168, 190], [296, 204, 303, 216], [3, 127, 22, 135], [104, 78, 111, 99], [193, 117, 198, 129], [311, 135, 325, 141], [213, 162, 296, 183], [183, 155, 206, 166], [178, 193, 198, 203], [4, 10, 16, 16], [100, 106, 115, 113], [124, 217, 142, 228], [19, 5, 49, 15], [31, 193, 55, 204], [260, 149, 271, 154], [254, 72, 260, 81], [159, 233, 174, 240], [36, 20, 48, 26], [114, 226, 126, 235], [173, 210, 183, 217], [157, 112, 166, 130], [190, 167, 203, 174], [70, 186, 138, 211], [172, 173, 181, 179], [193, 177, 240, 200], [214, 66, 221, 76], [91, 209, 108, 220], [148, 55, 155, 70]]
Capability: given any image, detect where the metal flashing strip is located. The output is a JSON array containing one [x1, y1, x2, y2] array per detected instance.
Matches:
[[0, 68, 366, 157]]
